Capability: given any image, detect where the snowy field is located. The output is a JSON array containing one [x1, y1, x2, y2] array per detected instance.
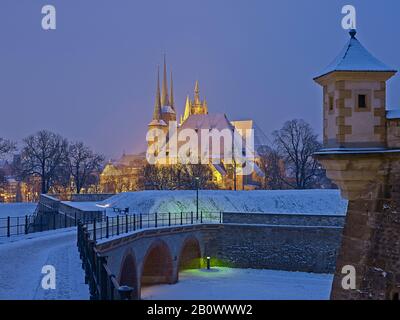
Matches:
[[142, 268, 333, 300], [0, 228, 89, 300], [0, 203, 38, 237], [0, 203, 37, 218], [97, 189, 347, 216]]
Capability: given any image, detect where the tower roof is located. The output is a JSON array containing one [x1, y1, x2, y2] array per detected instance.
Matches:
[[161, 54, 170, 107], [314, 30, 397, 80], [170, 71, 175, 111], [149, 66, 167, 126]]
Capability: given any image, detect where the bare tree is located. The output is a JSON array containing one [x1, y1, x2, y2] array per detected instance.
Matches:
[[68, 142, 104, 194], [272, 119, 322, 189], [20, 130, 69, 194], [142, 164, 217, 190], [257, 145, 285, 189], [0, 138, 16, 159]]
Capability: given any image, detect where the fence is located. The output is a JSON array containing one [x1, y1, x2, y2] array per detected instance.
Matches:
[[77, 211, 223, 299], [85, 211, 222, 241], [0, 211, 101, 238], [0, 215, 36, 237]]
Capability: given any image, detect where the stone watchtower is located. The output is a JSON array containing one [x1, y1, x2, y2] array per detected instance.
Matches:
[[314, 29, 400, 300]]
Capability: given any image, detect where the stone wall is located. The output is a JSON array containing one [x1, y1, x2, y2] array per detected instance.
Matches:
[[208, 224, 342, 274], [223, 212, 345, 227], [387, 118, 400, 148], [36, 194, 105, 229], [330, 156, 400, 300]]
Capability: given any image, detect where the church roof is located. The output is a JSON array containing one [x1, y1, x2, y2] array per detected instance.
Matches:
[[314, 30, 397, 80], [180, 113, 234, 131], [161, 105, 175, 114]]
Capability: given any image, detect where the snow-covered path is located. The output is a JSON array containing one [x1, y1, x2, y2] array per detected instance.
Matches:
[[142, 268, 333, 300], [0, 229, 89, 300]]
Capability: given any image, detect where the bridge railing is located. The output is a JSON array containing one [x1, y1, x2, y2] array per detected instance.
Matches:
[[84, 211, 223, 242], [77, 211, 222, 300]]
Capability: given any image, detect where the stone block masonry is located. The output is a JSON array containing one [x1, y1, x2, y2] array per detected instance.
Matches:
[[223, 212, 345, 227], [209, 224, 342, 274]]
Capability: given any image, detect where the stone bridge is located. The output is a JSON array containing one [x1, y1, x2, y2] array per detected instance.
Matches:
[[84, 215, 342, 300], [94, 224, 221, 299]]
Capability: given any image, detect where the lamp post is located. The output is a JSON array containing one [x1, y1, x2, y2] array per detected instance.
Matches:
[[231, 128, 237, 191], [195, 177, 199, 220]]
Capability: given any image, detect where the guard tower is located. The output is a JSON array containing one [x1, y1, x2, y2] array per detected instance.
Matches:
[[314, 30, 400, 300]]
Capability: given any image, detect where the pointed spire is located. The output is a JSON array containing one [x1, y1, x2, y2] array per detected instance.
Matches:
[[170, 71, 175, 111], [161, 54, 170, 106], [194, 80, 201, 105], [152, 66, 161, 120], [203, 97, 208, 114], [182, 95, 191, 123]]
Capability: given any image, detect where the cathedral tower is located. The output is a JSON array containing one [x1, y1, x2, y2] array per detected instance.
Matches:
[[181, 81, 208, 124]]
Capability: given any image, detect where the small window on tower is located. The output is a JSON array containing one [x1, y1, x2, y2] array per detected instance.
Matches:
[[329, 96, 334, 111], [358, 94, 367, 109]]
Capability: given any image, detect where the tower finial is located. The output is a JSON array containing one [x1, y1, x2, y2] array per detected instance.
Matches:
[[170, 70, 175, 111], [182, 95, 191, 123], [161, 53, 170, 106], [194, 80, 200, 104], [349, 29, 357, 39], [152, 66, 161, 120]]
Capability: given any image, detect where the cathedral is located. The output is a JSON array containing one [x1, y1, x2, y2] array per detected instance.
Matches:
[[100, 57, 265, 192]]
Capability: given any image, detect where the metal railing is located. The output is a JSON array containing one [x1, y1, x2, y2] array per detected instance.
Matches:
[[0, 215, 36, 237], [77, 211, 223, 300], [85, 211, 222, 242], [0, 211, 100, 238]]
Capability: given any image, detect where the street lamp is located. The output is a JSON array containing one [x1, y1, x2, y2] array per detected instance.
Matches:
[[206, 256, 211, 270], [195, 177, 200, 220]]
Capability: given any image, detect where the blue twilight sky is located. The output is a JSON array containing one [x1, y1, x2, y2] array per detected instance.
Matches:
[[0, 0, 399, 159]]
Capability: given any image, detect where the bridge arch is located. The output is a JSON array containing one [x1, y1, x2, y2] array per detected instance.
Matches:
[[140, 240, 175, 288], [118, 250, 139, 299], [178, 236, 202, 271]]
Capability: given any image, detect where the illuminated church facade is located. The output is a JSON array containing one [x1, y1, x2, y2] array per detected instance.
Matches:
[[100, 58, 265, 192]]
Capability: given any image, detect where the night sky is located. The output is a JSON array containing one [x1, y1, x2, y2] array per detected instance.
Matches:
[[0, 0, 399, 159]]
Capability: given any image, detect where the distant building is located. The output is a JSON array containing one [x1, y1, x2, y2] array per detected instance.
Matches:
[[100, 153, 146, 193], [146, 57, 264, 190], [100, 57, 266, 192]]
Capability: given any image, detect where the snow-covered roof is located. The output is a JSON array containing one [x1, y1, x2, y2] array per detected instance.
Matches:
[[316, 148, 400, 155], [161, 106, 175, 114], [387, 109, 400, 120], [180, 113, 234, 131], [315, 30, 397, 80], [148, 119, 167, 126]]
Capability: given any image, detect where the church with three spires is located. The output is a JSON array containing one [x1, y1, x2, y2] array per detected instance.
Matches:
[[147, 57, 265, 190], [100, 57, 265, 192]]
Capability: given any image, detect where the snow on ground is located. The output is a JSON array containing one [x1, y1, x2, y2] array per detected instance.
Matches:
[[61, 201, 105, 212], [142, 267, 333, 300], [97, 190, 348, 216], [0, 203, 38, 237], [0, 203, 37, 218], [0, 228, 89, 300]]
